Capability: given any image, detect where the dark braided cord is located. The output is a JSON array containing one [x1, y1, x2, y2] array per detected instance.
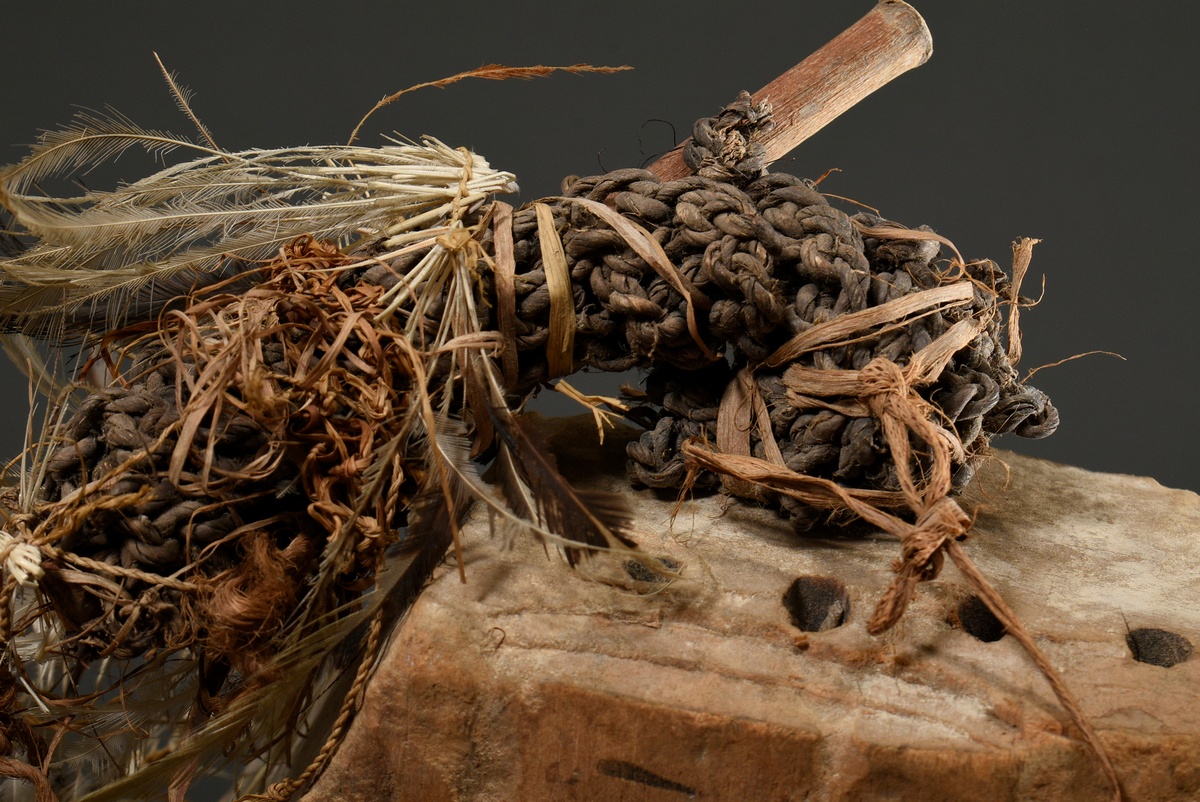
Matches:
[[495, 133, 1055, 527]]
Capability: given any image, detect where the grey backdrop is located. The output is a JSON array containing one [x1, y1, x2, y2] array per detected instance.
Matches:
[[4, 1, 1198, 492]]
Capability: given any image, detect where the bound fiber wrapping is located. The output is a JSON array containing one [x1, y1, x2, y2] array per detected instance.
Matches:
[[500, 166, 1056, 524], [0, 94, 1093, 802]]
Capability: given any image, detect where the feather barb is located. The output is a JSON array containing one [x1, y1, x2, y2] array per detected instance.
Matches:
[[348, 63, 633, 145]]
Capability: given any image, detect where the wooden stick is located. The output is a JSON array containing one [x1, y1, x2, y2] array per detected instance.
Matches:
[[649, 0, 932, 180]]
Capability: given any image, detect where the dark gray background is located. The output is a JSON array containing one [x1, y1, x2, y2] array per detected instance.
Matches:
[[4, 1, 1197, 492]]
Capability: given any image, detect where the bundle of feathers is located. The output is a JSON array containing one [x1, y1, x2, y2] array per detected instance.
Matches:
[[0, 83, 1098, 800]]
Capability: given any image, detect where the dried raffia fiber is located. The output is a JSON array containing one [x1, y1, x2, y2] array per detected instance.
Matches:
[[0, 69, 652, 796], [0, 114, 538, 800], [0, 85, 1122, 802], [495, 179, 1052, 509], [23, 239, 430, 667]]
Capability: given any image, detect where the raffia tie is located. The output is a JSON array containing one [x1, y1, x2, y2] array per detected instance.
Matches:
[[866, 495, 970, 634], [818, 358, 1120, 799], [850, 357, 973, 634], [0, 515, 43, 589]]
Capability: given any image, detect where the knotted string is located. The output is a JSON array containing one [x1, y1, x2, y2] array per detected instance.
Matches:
[[686, 349, 1121, 801], [856, 357, 968, 633]]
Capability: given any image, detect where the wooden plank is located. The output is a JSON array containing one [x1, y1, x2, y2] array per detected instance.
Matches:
[[305, 416, 1200, 802]]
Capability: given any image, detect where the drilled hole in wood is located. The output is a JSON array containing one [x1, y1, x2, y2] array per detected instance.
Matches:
[[958, 595, 1006, 643], [782, 576, 849, 632], [1127, 627, 1193, 668], [623, 556, 679, 583]]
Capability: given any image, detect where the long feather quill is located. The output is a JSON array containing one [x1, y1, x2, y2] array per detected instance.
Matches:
[[348, 63, 633, 145], [0, 116, 516, 341], [489, 406, 638, 565], [152, 52, 221, 154]]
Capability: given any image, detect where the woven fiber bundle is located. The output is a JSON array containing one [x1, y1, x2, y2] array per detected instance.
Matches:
[[0, 84, 1117, 802], [503, 165, 1056, 523], [30, 239, 429, 667]]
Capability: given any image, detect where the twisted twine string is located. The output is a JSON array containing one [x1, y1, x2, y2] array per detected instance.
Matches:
[[235, 608, 387, 802]]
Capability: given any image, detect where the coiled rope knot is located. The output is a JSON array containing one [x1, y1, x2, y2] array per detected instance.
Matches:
[[682, 90, 774, 183], [867, 496, 971, 635], [0, 517, 43, 588], [857, 356, 910, 406], [849, 357, 972, 634]]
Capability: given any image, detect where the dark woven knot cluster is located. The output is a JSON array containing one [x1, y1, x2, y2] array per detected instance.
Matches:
[[497, 97, 1057, 527], [38, 353, 316, 659]]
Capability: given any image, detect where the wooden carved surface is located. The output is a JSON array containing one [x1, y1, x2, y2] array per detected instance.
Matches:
[[305, 415, 1200, 802]]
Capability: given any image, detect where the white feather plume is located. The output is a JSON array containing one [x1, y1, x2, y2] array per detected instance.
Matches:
[[0, 113, 517, 340]]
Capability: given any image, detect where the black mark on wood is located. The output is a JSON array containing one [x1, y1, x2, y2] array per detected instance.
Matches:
[[597, 759, 697, 797]]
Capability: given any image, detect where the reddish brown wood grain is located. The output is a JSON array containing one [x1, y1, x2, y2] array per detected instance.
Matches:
[[649, 1, 932, 181]]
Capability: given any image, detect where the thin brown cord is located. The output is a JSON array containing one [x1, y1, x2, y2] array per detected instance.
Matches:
[[945, 540, 1122, 802], [0, 663, 55, 802], [234, 607, 386, 802], [0, 757, 57, 802]]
